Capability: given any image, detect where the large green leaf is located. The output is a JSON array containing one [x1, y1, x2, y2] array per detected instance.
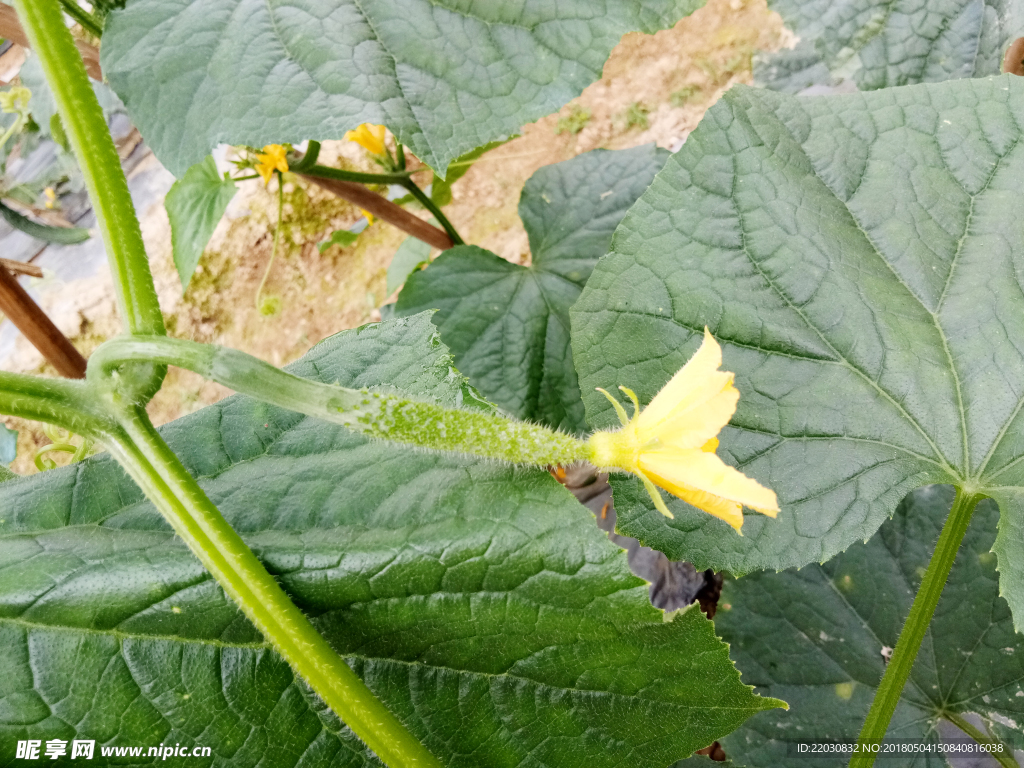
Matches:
[[716, 485, 1024, 766], [758, 0, 1024, 93], [0, 313, 779, 766], [570, 75, 1024, 629], [397, 146, 668, 433], [165, 156, 238, 290], [100, 0, 702, 177]]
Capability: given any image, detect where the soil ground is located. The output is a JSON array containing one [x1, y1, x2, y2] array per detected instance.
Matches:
[[3, 0, 786, 473]]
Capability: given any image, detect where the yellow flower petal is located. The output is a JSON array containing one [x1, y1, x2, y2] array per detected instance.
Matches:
[[345, 123, 387, 156], [585, 327, 780, 534], [637, 328, 736, 448], [640, 448, 779, 515], [671, 485, 744, 531], [649, 379, 739, 452], [254, 144, 289, 185], [359, 208, 376, 225]]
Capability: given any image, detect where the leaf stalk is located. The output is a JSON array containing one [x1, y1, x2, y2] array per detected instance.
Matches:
[[942, 712, 1019, 768], [850, 488, 985, 768], [398, 178, 464, 245], [56, 0, 101, 37]]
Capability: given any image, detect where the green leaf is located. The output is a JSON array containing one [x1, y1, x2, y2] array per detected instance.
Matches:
[[397, 145, 668, 433], [0, 201, 90, 244], [759, 0, 1024, 92], [99, 0, 703, 177], [165, 156, 237, 290], [570, 75, 1024, 629], [429, 175, 454, 207], [430, 138, 514, 206], [386, 235, 430, 296], [320, 219, 371, 254], [0, 423, 16, 465], [0, 313, 779, 765], [442, 139, 512, 186], [716, 485, 1024, 764], [318, 228, 361, 253]]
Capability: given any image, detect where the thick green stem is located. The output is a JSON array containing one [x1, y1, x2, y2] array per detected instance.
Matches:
[[850, 489, 984, 768], [14, 0, 166, 344], [943, 712, 1019, 768], [0, 371, 108, 434], [400, 179, 464, 246], [102, 408, 442, 768], [89, 335, 588, 466]]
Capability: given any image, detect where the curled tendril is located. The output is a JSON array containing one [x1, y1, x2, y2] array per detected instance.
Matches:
[[34, 423, 93, 471]]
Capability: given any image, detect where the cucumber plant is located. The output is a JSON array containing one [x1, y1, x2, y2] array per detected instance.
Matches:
[[2, 0, 1023, 766]]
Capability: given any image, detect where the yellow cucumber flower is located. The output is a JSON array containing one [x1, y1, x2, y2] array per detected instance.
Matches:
[[345, 123, 387, 156], [587, 328, 778, 533], [360, 208, 376, 225], [254, 144, 289, 184], [0, 86, 31, 114]]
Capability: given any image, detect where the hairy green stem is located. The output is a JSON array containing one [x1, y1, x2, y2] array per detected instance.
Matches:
[[18, 0, 163, 338], [850, 489, 984, 768], [400, 179, 464, 245], [0, 371, 107, 434], [303, 163, 414, 186], [89, 335, 589, 466], [289, 140, 321, 171], [943, 712, 1019, 768], [15, 0, 166, 394], [103, 408, 443, 768], [56, 0, 101, 37]]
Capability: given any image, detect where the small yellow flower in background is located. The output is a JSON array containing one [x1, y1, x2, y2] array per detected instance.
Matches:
[[0, 86, 31, 115], [360, 208, 376, 225], [587, 328, 778, 533], [345, 123, 387, 156], [43, 187, 56, 209], [254, 144, 288, 185]]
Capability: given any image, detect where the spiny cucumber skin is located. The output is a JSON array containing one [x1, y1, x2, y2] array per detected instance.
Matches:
[[337, 390, 588, 467]]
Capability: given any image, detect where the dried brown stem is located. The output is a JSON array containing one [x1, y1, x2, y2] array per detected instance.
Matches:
[[0, 3, 102, 80], [0, 264, 86, 378], [0, 259, 43, 278], [300, 173, 454, 251]]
